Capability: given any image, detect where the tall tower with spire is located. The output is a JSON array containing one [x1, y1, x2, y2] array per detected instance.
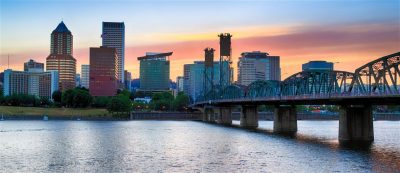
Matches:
[[46, 21, 76, 91]]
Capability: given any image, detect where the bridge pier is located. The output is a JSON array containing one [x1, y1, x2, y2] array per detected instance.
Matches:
[[339, 105, 374, 143], [273, 105, 297, 133], [216, 107, 232, 125], [240, 105, 258, 129], [203, 107, 215, 122]]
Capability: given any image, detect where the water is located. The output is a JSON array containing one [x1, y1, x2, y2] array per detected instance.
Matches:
[[0, 120, 399, 172]]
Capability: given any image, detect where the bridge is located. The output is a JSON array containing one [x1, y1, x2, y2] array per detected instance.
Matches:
[[191, 52, 400, 144]]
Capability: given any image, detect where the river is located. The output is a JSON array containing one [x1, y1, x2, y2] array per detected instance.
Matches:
[[0, 120, 399, 172]]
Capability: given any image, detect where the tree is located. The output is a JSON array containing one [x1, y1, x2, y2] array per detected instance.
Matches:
[[117, 89, 131, 98], [62, 88, 93, 108], [92, 96, 112, 108], [107, 95, 132, 118], [172, 92, 189, 111], [73, 89, 92, 108], [150, 92, 174, 111], [52, 90, 62, 103], [62, 89, 75, 107]]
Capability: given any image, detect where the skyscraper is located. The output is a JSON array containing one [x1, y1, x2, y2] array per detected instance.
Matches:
[[46, 21, 76, 91], [183, 61, 221, 101], [138, 52, 171, 91], [102, 22, 125, 83], [81, 65, 90, 89], [89, 46, 119, 96], [237, 51, 280, 86], [24, 59, 44, 72], [124, 70, 132, 91]]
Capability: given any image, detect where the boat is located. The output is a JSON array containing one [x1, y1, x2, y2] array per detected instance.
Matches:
[[43, 115, 48, 121]]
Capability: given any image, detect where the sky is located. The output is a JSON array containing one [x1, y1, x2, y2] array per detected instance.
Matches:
[[0, 0, 399, 81]]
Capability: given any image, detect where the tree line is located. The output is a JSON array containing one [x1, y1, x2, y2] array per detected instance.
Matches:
[[0, 87, 190, 117]]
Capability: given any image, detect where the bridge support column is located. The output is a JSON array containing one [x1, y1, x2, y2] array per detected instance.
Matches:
[[240, 105, 258, 129], [216, 107, 232, 125], [203, 107, 214, 122], [273, 105, 297, 133], [339, 105, 374, 143]]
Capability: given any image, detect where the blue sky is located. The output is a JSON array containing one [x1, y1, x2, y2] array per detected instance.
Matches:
[[1, 0, 399, 79]]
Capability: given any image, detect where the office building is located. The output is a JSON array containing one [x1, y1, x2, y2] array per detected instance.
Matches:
[[81, 65, 90, 89], [176, 76, 184, 92], [89, 46, 119, 96], [302, 61, 334, 94], [3, 69, 58, 99], [102, 22, 125, 83], [138, 52, 171, 91], [302, 61, 334, 71], [24, 59, 44, 72], [46, 21, 76, 91], [124, 70, 132, 91], [183, 61, 221, 101], [75, 74, 81, 87], [237, 51, 280, 86]]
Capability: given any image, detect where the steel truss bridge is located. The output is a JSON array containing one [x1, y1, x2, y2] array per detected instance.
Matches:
[[191, 52, 400, 144], [193, 52, 400, 106]]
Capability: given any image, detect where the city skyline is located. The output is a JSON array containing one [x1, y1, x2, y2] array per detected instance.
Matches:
[[1, 0, 399, 81]]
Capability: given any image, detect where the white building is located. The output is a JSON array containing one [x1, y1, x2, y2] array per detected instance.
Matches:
[[81, 65, 90, 89], [237, 51, 280, 86], [102, 22, 125, 83]]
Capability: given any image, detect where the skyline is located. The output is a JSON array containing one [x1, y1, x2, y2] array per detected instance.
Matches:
[[1, 0, 399, 80]]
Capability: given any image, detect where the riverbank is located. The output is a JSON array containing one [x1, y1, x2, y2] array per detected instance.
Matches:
[[0, 106, 114, 120]]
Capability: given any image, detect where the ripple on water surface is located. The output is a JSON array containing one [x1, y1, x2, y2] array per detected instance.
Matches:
[[0, 120, 399, 172]]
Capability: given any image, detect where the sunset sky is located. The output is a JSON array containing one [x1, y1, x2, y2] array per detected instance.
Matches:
[[1, 0, 399, 81]]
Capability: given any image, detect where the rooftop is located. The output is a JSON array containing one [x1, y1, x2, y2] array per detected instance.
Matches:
[[53, 21, 71, 33], [137, 52, 173, 60]]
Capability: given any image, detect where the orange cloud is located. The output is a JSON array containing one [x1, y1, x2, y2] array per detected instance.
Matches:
[[1, 21, 399, 82]]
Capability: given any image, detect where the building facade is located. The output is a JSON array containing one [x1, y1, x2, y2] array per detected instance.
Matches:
[[89, 46, 119, 96], [75, 74, 81, 87], [237, 51, 280, 86], [80, 65, 90, 89], [3, 69, 58, 99], [138, 52, 171, 91], [183, 61, 221, 102], [24, 59, 44, 72], [302, 61, 334, 71], [102, 22, 125, 83], [124, 70, 132, 91], [302, 61, 334, 94], [176, 76, 184, 92], [46, 21, 76, 91]]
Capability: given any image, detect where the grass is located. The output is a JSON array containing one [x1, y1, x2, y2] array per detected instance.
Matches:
[[0, 106, 110, 117]]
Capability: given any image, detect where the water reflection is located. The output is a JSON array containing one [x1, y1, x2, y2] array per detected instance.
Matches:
[[0, 120, 399, 172]]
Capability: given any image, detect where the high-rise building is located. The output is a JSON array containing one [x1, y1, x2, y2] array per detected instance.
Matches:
[[237, 51, 280, 86], [46, 21, 76, 91], [3, 69, 59, 99], [183, 61, 221, 101], [24, 59, 44, 72], [75, 74, 81, 87], [138, 52, 171, 91], [124, 70, 132, 91], [302, 61, 334, 94], [176, 76, 184, 92], [81, 65, 90, 89], [102, 22, 125, 83], [89, 46, 119, 96], [302, 61, 334, 71], [183, 64, 192, 95]]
